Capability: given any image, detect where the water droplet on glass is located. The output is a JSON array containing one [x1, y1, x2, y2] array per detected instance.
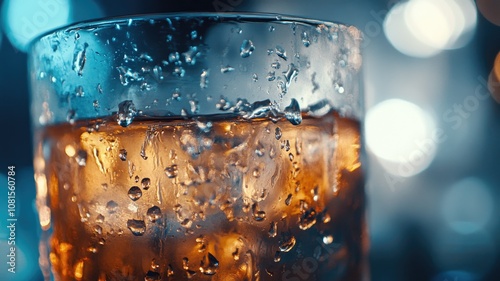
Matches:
[[266, 71, 276, 81], [301, 31, 311, 47], [93, 225, 102, 235], [181, 218, 193, 228], [240, 39, 255, 58], [165, 165, 178, 178], [167, 264, 174, 276], [189, 99, 199, 114], [252, 73, 258, 82], [147, 206, 162, 222], [275, 45, 287, 60], [141, 178, 151, 190], [299, 208, 317, 230], [72, 43, 88, 76], [200, 69, 209, 89], [183, 46, 199, 65], [67, 110, 76, 124], [271, 61, 281, 69], [76, 150, 87, 166], [127, 219, 146, 236], [172, 88, 182, 101], [274, 251, 281, 262], [75, 85, 85, 97], [140, 53, 154, 62], [312, 186, 319, 201], [220, 65, 235, 73], [199, 253, 219, 275], [117, 100, 137, 127], [269, 25, 276, 32], [232, 248, 240, 260], [106, 200, 118, 213], [128, 186, 142, 201], [119, 149, 127, 161], [252, 203, 266, 221], [191, 30, 198, 40], [279, 232, 296, 252], [275, 127, 282, 140], [145, 270, 161, 281], [282, 63, 299, 94], [255, 142, 265, 157], [283, 98, 302, 125], [285, 194, 292, 206], [182, 257, 190, 270], [268, 221, 278, 238], [173, 67, 186, 77], [96, 214, 104, 223], [168, 52, 180, 62], [186, 269, 197, 279], [334, 83, 345, 94]]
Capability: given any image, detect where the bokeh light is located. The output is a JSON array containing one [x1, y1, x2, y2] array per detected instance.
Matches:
[[441, 177, 493, 235], [365, 99, 437, 177], [384, 0, 477, 58], [1, 0, 72, 51]]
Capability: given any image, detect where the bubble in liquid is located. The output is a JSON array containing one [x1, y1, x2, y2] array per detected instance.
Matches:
[[199, 253, 219, 275], [284, 98, 302, 125], [127, 219, 146, 236], [139, 53, 154, 62], [275, 127, 282, 140], [117, 100, 137, 127], [165, 165, 179, 178], [173, 67, 186, 77], [76, 150, 87, 166], [240, 39, 255, 58], [268, 221, 278, 238], [106, 200, 118, 213], [141, 178, 151, 190], [279, 232, 296, 252], [172, 88, 182, 101], [147, 206, 162, 223], [312, 186, 319, 201], [145, 270, 161, 281], [275, 45, 287, 60], [119, 149, 127, 161], [168, 52, 180, 63], [128, 186, 142, 201]]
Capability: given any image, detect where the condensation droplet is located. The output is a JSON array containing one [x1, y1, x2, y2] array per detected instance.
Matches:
[[199, 253, 219, 275], [279, 232, 296, 252], [268, 221, 278, 238], [266, 71, 276, 81], [127, 219, 146, 236], [232, 248, 240, 260], [275, 45, 287, 60], [271, 61, 281, 69], [165, 165, 179, 178], [274, 251, 281, 262], [72, 43, 88, 76], [93, 225, 102, 235], [284, 98, 302, 125], [128, 186, 142, 201], [117, 100, 137, 127], [141, 178, 151, 190], [119, 149, 127, 161], [252, 73, 258, 82], [301, 31, 311, 47], [220, 65, 235, 73], [240, 39, 255, 58], [285, 194, 292, 206], [252, 203, 266, 221], [275, 127, 282, 140], [299, 208, 317, 230], [181, 219, 193, 228], [145, 271, 161, 281], [76, 150, 87, 166], [200, 69, 209, 89], [67, 110, 76, 124], [106, 201, 118, 213], [147, 206, 162, 223], [96, 214, 104, 224]]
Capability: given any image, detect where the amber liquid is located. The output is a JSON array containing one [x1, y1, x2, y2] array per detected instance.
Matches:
[[35, 112, 366, 281]]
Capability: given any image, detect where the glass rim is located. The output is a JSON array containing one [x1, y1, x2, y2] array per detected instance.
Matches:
[[30, 12, 357, 49]]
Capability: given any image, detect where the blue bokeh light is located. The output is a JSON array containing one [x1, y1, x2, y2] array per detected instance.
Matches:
[[1, 0, 72, 51]]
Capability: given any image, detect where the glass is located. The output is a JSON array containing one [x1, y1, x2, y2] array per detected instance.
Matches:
[[29, 13, 366, 281]]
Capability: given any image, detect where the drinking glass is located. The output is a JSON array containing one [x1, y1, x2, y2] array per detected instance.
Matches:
[[29, 13, 366, 281]]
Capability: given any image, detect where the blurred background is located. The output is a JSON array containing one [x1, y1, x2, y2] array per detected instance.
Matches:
[[0, 0, 499, 280]]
